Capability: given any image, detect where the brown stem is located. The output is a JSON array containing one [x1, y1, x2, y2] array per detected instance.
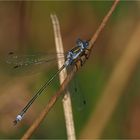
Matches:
[[89, 0, 120, 50]]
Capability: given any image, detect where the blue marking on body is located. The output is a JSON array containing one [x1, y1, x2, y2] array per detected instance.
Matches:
[[65, 39, 89, 66]]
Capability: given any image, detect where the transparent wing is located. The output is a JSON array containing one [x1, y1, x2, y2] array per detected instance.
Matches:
[[68, 72, 86, 110], [6, 52, 66, 75], [7, 52, 66, 69]]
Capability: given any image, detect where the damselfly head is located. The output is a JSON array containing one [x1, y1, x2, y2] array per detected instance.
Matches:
[[76, 38, 89, 49]]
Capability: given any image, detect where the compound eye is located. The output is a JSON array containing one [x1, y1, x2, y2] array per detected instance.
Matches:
[[86, 41, 89, 46], [76, 39, 82, 45], [79, 42, 82, 46]]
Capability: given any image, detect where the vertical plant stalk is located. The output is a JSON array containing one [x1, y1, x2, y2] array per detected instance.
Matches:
[[21, 0, 120, 139], [51, 14, 76, 140]]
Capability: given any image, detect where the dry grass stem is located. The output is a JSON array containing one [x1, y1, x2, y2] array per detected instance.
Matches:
[[21, 0, 120, 139], [51, 14, 76, 140]]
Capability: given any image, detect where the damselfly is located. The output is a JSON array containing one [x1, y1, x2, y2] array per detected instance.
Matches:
[[11, 38, 89, 125]]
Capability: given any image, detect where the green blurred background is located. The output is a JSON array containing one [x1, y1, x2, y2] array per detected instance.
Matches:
[[0, 1, 140, 139]]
